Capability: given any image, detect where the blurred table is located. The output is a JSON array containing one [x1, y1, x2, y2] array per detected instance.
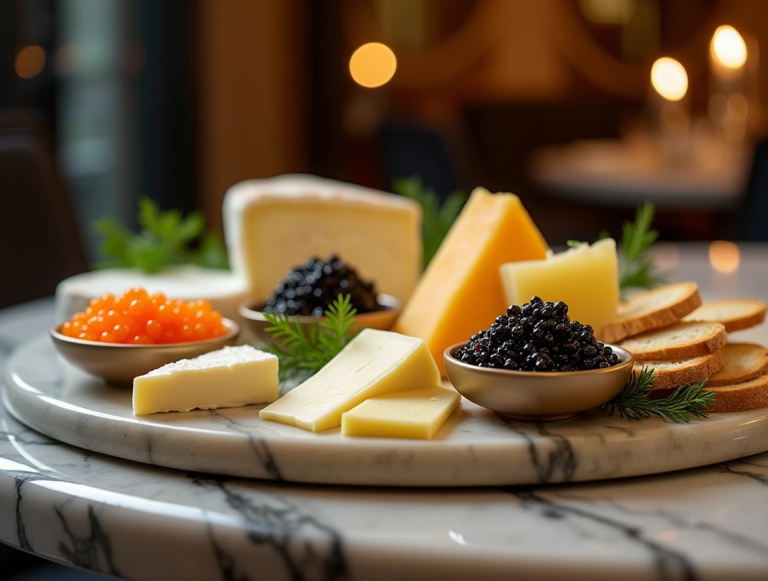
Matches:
[[530, 139, 750, 209], [2, 245, 768, 580]]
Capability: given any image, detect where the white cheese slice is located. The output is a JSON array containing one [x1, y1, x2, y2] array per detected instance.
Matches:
[[259, 328, 441, 432], [341, 386, 460, 440], [55, 265, 251, 323], [133, 345, 278, 415], [223, 174, 422, 302]]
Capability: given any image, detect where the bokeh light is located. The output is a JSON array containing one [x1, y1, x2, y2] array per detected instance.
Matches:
[[15, 46, 46, 79], [712, 25, 747, 69], [709, 240, 740, 273], [651, 57, 688, 102], [349, 43, 397, 88]]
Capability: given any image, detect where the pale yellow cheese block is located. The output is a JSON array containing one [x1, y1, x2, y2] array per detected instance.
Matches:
[[259, 329, 441, 432], [341, 386, 460, 440], [133, 346, 278, 416], [500, 239, 619, 332]]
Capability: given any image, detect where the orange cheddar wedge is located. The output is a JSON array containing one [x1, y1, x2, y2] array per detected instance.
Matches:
[[394, 187, 549, 375]]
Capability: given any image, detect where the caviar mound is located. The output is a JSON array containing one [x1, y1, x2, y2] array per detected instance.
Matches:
[[263, 255, 383, 317], [453, 297, 621, 372], [60, 287, 228, 344]]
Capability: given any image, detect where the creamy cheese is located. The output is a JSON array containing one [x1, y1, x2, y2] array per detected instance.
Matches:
[[132, 345, 278, 415], [222, 174, 422, 302], [341, 385, 460, 439], [55, 265, 251, 323], [500, 238, 619, 333], [259, 328, 441, 432]]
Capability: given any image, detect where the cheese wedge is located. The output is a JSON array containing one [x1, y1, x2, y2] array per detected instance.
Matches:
[[133, 346, 278, 415], [341, 386, 460, 439], [56, 265, 250, 323], [394, 187, 548, 375], [500, 239, 619, 332], [223, 174, 422, 302], [259, 329, 441, 432]]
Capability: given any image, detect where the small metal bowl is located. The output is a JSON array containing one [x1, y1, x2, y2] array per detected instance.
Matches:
[[239, 294, 402, 345], [50, 318, 240, 388], [444, 342, 634, 422]]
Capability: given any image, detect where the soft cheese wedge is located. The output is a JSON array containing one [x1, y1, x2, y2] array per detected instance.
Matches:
[[259, 329, 441, 432], [341, 386, 460, 440], [133, 346, 278, 415], [500, 239, 619, 332], [394, 187, 548, 375], [223, 174, 422, 301]]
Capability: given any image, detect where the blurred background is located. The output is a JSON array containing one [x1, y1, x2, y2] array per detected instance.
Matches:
[[4, 0, 768, 260]]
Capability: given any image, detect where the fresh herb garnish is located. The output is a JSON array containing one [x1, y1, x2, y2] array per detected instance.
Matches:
[[93, 198, 229, 273], [603, 367, 715, 422], [261, 294, 358, 383], [619, 202, 665, 296], [393, 177, 465, 269]]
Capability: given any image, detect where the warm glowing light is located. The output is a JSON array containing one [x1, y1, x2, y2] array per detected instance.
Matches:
[[712, 25, 747, 69], [15, 46, 46, 79], [349, 43, 397, 88], [709, 241, 740, 273], [651, 57, 688, 102]]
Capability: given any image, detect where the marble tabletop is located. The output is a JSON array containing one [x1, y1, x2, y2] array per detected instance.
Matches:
[[2, 244, 768, 580]]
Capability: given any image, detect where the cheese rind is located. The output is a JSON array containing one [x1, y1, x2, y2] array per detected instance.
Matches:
[[133, 345, 278, 415], [55, 265, 250, 323], [394, 187, 549, 375], [259, 329, 441, 432], [500, 238, 619, 332], [223, 174, 422, 301], [341, 386, 460, 439]]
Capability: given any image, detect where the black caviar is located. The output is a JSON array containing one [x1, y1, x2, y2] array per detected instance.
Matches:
[[263, 255, 382, 317], [453, 297, 620, 372]]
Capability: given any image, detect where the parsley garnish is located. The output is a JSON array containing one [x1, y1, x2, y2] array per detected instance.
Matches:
[[261, 294, 358, 383], [93, 198, 229, 273], [603, 367, 715, 422], [393, 177, 466, 269]]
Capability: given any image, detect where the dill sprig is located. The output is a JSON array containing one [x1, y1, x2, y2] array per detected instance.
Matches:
[[603, 367, 715, 422], [261, 294, 358, 383], [619, 202, 666, 296], [393, 177, 465, 269]]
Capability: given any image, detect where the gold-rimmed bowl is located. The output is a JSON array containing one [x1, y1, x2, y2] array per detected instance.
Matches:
[[239, 294, 402, 345], [444, 342, 634, 422], [50, 318, 240, 388]]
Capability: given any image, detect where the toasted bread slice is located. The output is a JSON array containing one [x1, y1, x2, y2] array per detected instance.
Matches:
[[634, 350, 724, 390], [600, 282, 702, 343], [683, 298, 766, 333], [705, 373, 768, 413], [707, 343, 768, 387], [619, 321, 727, 361]]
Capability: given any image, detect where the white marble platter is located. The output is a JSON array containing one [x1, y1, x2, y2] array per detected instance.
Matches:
[[5, 333, 768, 487]]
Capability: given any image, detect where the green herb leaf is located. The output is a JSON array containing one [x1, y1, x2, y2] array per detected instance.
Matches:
[[566, 240, 583, 249], [602, 367, 715, 422], [93, 198, 229, 273], [393, 177, 466, 269], [619, 202, 665, 296], [261, 294, 358, 383]]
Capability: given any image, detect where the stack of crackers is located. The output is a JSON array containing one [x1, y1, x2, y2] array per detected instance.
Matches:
[[599, 282, 768, 412]]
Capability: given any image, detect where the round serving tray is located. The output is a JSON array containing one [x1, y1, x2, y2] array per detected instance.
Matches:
[[4, 334, 768, 487]]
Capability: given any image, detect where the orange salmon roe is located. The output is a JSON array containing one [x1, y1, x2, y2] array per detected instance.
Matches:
[[60, 287, 228, 344]]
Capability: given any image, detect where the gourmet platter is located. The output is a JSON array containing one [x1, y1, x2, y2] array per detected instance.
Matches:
[[4, 174, 768, 487]]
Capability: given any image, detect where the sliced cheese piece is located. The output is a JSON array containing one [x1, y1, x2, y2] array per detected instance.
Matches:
[[259, 329, 441, 432], [500, 239, 619, 333], [394, 187, 548, 375], [133, 345, 278, 415], [341, 386, 460, 440], [223, 174, 422, 302], [56, 265, 250, 323]]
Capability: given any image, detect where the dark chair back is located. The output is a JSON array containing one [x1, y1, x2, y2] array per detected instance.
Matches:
[[0, 111, 88, 308], [740, 136, 768, 241]]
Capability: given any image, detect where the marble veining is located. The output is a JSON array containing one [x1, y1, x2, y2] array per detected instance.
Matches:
[[5, 334, 768, 487]]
